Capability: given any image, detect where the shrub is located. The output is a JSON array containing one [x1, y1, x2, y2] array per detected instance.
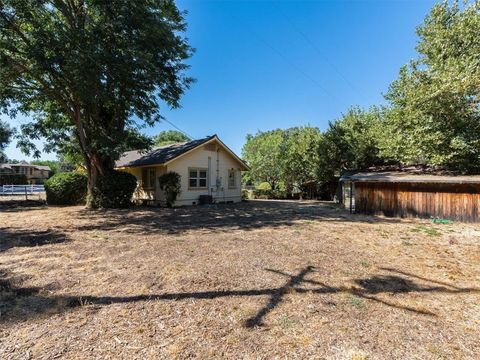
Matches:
[[158, 171, 181, 207], [44, 172, 87, 205], [256, 182, 271, 190], [0, 174, 27, 185], [89, 170, 137, 208], [251, 188, 287, 200]]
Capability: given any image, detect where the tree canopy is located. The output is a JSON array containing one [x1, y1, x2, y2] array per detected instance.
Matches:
[[0, 0, 193, 207], [153, 130, 190, 147], [379, 0, 480, 172], [243, 1, 480, 193], [0, 120, 13, 162], [242, 126, 322, 194]]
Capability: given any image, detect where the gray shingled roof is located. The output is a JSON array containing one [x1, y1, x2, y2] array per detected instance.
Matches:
[[341, 171, 480, 184], [116, 135, 217, 168], [0, 163, 50, 171]]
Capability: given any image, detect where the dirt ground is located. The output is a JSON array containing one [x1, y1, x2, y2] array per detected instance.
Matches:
[[0, 200, 479, 359]]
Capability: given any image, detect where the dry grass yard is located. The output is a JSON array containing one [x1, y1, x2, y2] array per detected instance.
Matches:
[[0, 200, 479, 359]]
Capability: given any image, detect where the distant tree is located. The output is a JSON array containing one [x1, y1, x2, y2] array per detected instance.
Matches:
[[0, 120, 13, 162], [0, 0, 193, 207], [380, 0, 480, 172], [279, 126, 322, 195], [153, 130, 190, 147], [242, 130, 284, 190], [317, 107, 386, 181]]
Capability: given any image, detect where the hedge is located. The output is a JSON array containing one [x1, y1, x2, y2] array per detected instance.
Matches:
[[89, 170, 137, 208], [44, 172, 87, 205]]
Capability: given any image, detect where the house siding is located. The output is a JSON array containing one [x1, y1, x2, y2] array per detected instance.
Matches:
[[120, 140, 243, 206], [166, 143, 242, 206]]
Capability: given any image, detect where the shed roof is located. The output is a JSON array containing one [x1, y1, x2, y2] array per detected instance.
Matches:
[[116, 135, 248, 170], [342, 171, 480, 184]]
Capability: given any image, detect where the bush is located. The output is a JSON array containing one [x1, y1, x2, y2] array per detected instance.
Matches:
[[241, 189, 250, 200], [256, 182, 271, 190], [158, 171, 181, 207], [89, 170, 137, 208], [0, 174, 27, 185], [45, 172, 87, 205], [251, 188, 287, 200]]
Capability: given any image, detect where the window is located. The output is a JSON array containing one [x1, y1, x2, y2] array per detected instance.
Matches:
[[141, 167, 156, 189], [189, 168, 207, 188], [228, 169, 236, 188], [30, 168, 33, 175]]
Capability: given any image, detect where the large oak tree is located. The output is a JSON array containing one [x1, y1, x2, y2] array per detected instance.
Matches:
[[0, 0, 193, 206]]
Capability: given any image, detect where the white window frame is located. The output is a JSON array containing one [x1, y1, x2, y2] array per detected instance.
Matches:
[[141, 167, 156, 190], [188, 168, 208, 189], [228, 169, 237, 189]]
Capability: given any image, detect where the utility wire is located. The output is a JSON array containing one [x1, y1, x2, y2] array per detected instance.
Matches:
[[230, 13, 341, 103], [274, 3, 366, 101], [161, 118, 193, 140]]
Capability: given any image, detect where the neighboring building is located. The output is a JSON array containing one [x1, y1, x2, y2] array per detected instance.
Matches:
[[116, 135, 249, 206], [339, 171, 480, 222], [0, 163, 51, 184]]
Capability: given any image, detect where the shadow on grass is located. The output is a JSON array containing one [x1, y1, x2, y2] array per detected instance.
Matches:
[[74, 200, 400, 235], [2, 266, 478, 327], [0, 228, 69, 253], [0, 199, 47, 212]]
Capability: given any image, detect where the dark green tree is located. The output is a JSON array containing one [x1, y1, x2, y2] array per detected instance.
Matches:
[[0, 120, 13, 162], [317, 107, 386, 181], [279, 126, 322, 195], [0, 0, 194, 207], [153, 130, 190, 147], [380, 0, 480, 172], [242, 129, 284, 190]]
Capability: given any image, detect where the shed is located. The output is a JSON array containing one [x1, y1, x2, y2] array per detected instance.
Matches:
[[339, 171, 480, 222]]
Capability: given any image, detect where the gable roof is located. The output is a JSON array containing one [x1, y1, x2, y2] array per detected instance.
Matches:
[[0, 163, 51, 171], [116, 135, 249, 170]]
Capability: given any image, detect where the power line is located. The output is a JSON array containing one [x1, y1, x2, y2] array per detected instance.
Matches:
[[161, 118, 193, 140], [274, 3, 366, 101], [230, 13, 341, 104]]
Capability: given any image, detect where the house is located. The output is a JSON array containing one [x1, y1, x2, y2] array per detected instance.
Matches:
[[339, 171, 480, 222], [116, 135, 249, 206], [0, 163, 51, 184]]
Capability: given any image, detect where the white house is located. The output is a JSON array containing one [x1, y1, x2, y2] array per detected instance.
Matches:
[[115, 135, 249, 206]]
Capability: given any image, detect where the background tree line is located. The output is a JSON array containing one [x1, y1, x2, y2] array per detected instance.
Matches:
[[243, 1, 480, 195]]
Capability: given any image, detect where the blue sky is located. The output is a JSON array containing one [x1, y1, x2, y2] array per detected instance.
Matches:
[[3, 0, 437, 161]]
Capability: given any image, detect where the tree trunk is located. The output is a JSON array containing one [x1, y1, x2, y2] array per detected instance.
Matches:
[[85, 153, 115, 208]]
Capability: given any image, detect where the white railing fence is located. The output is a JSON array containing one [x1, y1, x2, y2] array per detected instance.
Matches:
[[0, 184, 45, 197]]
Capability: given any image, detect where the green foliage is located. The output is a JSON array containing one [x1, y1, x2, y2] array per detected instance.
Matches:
[[0, 174, 27, 185], [158, 171, 181, 207], [0, 120, 14, 162], [279, 126, 322, 193], [251, 188, 287, 200], [242, 126, 322, 194], [44, 172, 87, 205], [380, 1, 480, 172], [317, 107, 387, 181], [256, 182, 272, 190], [154, 130, 190, 147], [89, 171, 137, 208], [242, 130, 284, 190], [0, 1, 193, 207]]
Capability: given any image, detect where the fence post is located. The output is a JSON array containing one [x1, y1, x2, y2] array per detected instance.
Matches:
[[25, 185, 28, 201]]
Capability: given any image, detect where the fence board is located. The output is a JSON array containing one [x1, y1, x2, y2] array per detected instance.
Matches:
[[354, 182, 480, 222]]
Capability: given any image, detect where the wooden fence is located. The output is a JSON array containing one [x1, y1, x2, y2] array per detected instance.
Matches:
[[354, 182, 480, 222]]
